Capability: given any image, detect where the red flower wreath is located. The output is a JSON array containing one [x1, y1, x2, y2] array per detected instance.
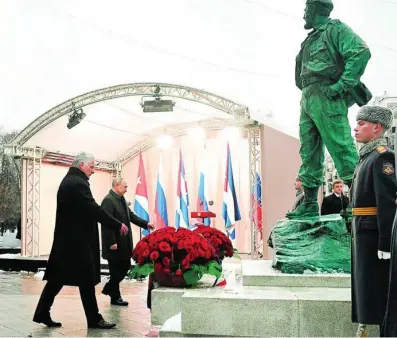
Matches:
[[129, 227, 222, 287], [193, 225, 235, 260]]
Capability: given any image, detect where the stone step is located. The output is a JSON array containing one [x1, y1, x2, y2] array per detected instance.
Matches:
[[242, 260, 350, 288], [152, 288, 186, 326], [179, 285, 378, 337]]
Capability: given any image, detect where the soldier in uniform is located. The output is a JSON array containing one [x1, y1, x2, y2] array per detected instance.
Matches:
[[350, 106, 396, 336], [287, 0, 372, 219]]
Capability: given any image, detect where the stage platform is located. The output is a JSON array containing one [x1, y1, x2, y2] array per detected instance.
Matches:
[[0, 254, 135, 275]]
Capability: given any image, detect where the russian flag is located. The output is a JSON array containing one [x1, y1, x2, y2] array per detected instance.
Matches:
[[175, 150, 190, 228], [252, 172, 263, 240], [133, 153, 150, 237], [222, 142, 241, 242], [197, 161, 210, 226], [154, 153, 168, 228]]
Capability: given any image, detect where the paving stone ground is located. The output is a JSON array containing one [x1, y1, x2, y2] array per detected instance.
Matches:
[[0, 271, 159, 337]]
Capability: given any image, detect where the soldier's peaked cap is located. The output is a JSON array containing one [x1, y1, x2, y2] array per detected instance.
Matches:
[[306, 0, 333, 6], [356, 106, 394, 130]]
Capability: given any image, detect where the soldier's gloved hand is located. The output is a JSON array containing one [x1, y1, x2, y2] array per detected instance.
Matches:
[[324, 83, 343, 100], [377, 250, 391, 260]]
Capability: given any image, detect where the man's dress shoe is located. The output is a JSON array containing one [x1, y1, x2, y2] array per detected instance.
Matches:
[[33, 316, 62, 327], [88, 319, 116, 329], [111, 297, 129, 306]]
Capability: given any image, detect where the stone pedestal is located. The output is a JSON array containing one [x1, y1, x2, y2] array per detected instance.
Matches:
[[156, 260, 379, 337], [269, 214, 351, 274]]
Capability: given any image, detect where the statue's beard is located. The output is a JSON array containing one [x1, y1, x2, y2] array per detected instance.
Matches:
[[304, 5, 316, 30], [304, 21, 313, 29]]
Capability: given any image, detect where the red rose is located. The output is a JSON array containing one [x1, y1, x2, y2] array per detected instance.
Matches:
[[150, 251, 160, 261], [177, 240, 186, 250], [154, 263, 163, 272], [175, 269, 183, 276], [142, 249, 150, 258], [163, 257, 171, 267], [159, 242, 172, 253], [203, 232, 211, 238], [181, 259, 190, 270], [163, 267, 171, 275], [164, 234, 173, 242], [197, 249, 206, 257]]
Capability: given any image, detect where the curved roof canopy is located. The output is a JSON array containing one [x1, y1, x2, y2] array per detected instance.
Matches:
[[8, 83, 254, 163], [2, 0, 396, 151]]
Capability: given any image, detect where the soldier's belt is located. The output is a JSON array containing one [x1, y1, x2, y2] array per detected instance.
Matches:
[[352, 207, 377, 216]]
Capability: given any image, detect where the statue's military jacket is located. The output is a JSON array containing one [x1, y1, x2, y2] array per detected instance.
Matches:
[[295, 19, 372, 107]]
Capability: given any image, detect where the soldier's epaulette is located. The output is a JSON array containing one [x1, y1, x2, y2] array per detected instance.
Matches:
[[376, 146, 387, 153]]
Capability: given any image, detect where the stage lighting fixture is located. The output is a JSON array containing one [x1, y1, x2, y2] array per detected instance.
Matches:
[[141, 97, 175, 113], [67, 104, 86, 129], [140, 85, 175, 113]]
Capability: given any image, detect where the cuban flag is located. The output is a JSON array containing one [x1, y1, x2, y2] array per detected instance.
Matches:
[[222, 142, 241, 242], [154, 153, 168, 228], [175, 150, 190, 228], [196, 162, 210, 226], [252, 172, 263, 240], [133, 153, 150, 237]]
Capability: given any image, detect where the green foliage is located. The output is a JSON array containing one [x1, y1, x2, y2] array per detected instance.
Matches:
[[183, 260, 222, 286], [232, 248, 241, 259], [127, 262, 154, 279]]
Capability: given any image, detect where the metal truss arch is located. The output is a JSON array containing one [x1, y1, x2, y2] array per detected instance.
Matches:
[[11, 83, 250, 147]]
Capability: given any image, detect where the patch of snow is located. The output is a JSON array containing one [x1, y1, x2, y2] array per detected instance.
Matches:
[[34, 271, 45, 279], [100, 257, 136, 265], [0, 253, 21, 258], [1, 231, 20, 248], [100, 275, 109, 283]]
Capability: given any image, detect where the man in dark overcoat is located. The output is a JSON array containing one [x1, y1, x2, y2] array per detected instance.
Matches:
[[350, 106, 396, 336], [33, 152, 129, 329], [101, 178, 155, 305], [321, 179, 349, 216]]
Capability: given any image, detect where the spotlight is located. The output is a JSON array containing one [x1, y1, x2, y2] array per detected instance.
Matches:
[[67, 103, 86, 129], [140, 85, 175, 113]]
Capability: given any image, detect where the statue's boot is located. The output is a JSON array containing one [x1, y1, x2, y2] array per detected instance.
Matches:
[[286, 187, 319, 219]]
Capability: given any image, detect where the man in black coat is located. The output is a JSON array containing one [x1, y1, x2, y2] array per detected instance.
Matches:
[[321, 179, 349, 216], [350, 106, 396, 336], [101, 178, 155, 306], [33, 152, 129, 329]]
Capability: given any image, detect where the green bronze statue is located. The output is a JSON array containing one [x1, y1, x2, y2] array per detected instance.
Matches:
[[286, 0, 372, 219]]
